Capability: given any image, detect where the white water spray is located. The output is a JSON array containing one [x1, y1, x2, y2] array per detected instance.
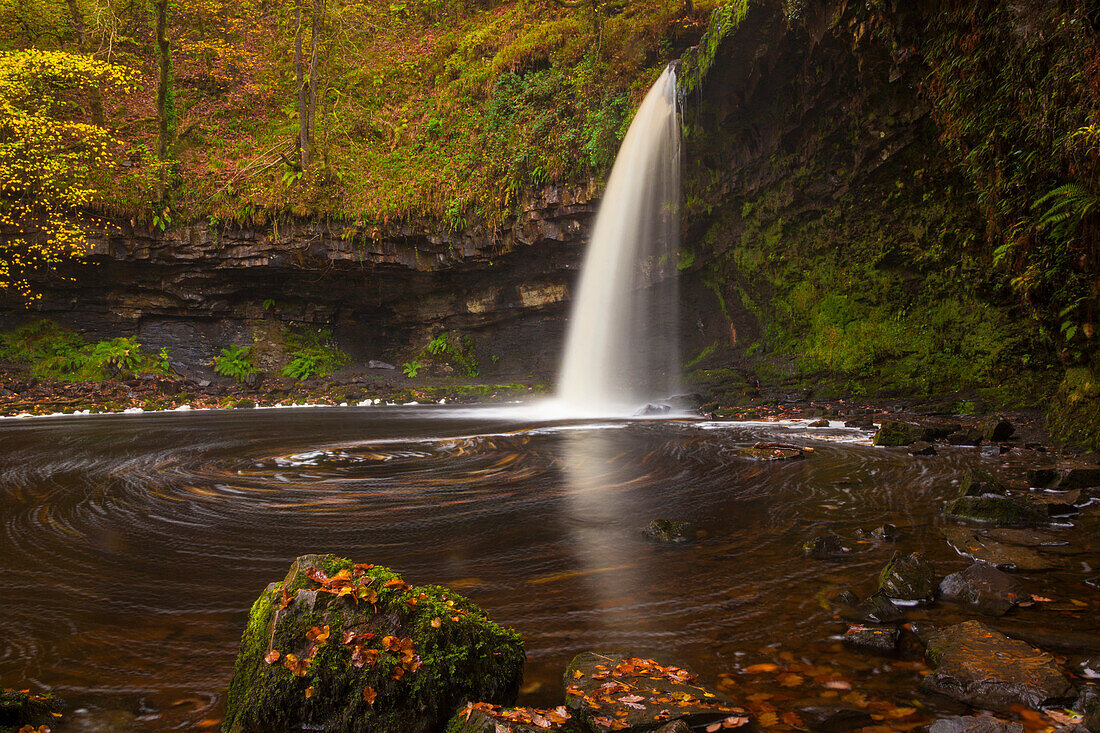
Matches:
[[556, 65, 681, 416]]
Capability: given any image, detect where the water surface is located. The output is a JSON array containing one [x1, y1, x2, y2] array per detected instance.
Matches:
[[0, 407, 1096, 729]]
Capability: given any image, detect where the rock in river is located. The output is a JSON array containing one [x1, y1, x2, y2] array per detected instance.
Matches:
[[873, 421, 933, 447], [222, 554, 525, 733], [929, 717, 1023, 733], [841, 625, 900, 655], [643, 520, 694, 544], [942, 527, 1060, 571], [878, 552, 936, 605], [833, 591, 905, 624], [939, 563, 1025, 616], [0, 689, 63, 729], [563, 652, 749, 732], [923, 620, 1075, 709], [803, 534, 848, 560], [947, 495, 1049, 527], [446, 703, 580, 732]]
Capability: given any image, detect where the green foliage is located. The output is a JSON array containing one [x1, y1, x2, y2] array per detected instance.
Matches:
[[280, 330, 349, 381], [402, 361, 422, 377], [415, 331, 478, 378], [0, 319, 169, 380], [213, 344, 258, 382]]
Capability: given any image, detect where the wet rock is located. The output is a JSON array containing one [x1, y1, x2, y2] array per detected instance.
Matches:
[[797, 706, 874, 733], [738, 444, 806, 461], [1079, 685, 1099, 732], [909, 441, 937, 456], [446, 704, 580, 732], [1028, 467, 1100, 490], [985, 528, 1068, 547], [981, 445, 1012, 457], [563, 652, 749, 732], [841, 625, 900, 655], [222, 554, 525, 733], [927, 422, 964, 440], [855, 524, 901, 542], [1031, 490, 1083, 517], [941, 527, 1059, 571], [803, 534, 848, 560], [655, 722, 693, 733], [947, 495, 1049, 526], [981, 417, 1016, 442], [928, 716, 1023, 733], [958, 469, 1008, 497], [0, 689, 64, 728], [873, 421, 934, 447], [878, 552, 936, 605], [368, 360, 396, 370], [635, 403, 671, 416], [844, 419, 874, 430], [939, 563, 1026, 615], [808, 419, 831, 428], [1087, 577, 1100, 590], [667, 393, 705, 412], [923, 620, 1075, 709], [833, 591, 905, 624], [947, 429, 984, 446], [643, 520, 694, 544]]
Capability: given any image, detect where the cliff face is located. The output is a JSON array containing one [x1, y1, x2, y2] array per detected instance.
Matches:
[[0, 184, 598, 378]]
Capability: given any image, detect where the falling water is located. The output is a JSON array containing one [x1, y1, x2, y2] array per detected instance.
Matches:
[[556, 65, 681, 415]]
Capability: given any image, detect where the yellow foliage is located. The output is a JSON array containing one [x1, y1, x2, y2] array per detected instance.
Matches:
[[0, 49, 138, 301]]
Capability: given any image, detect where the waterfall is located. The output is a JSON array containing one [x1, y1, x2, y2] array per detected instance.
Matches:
[[556, 65, 681, 415]]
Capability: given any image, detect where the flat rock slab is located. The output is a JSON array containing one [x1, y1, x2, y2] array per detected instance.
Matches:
[[842, 625, 900, 655], [948, 495, 1049, 526], [923, 620, 1075, 709], [563, 653, 751, 732], [942, 527, 1059, 571], [939, 563, 1025, 616], [448, 704, 582, 732], [833, 591, 905, 624], [878, 552, 936, 604], [929, 716, 1023, 733], [985, 528, 1068, 547]]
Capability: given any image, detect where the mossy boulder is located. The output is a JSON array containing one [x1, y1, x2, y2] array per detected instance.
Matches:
[[947, 495, 1048, 527], [877, 552, 936, 605], [802, 534, 847, 560], [222, 554, 525, 733], [873, 421, 934, 447], [958, 469, 1008, 498], [0, 689, 63, 730], [980, 417, 1015, 442]]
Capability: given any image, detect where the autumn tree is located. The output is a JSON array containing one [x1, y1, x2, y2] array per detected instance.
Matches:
[[0, 49, 137, 300], [295, 0, 324, 168]]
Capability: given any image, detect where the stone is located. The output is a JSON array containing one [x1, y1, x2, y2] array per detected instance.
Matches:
[[0, 689, 64, 729], [855, 524, 901, 542], [1028, 467, 1100, 490], [841, 625, 900, 655], [928, 717, 1024, 733], [909, 441, 937, 456], [986, 528, 1068, 547], [922, 620, 1075, 709], [445, 704, 581, 732], [222, 554, 525, 733], [655, 722, 693, 733], [368, 360, 396, 370], [803, 534, 848, 560], [948, 495, 1049, 526], [563, 652, 748, 732], [958, 469, 1008, 497], [947, 429, 984, 446], [643, 520, 694, 544], [1079, 684, 1099, 732], [797, 706, 874, 733], [844, 419, 874, 429], [833, 591, 905, 624], [939, 563, 1026, 616], [981, 445, 1012, 457], [635, 403, 672, 416], [878, 552, 936, 605], [981, 417, 1016, 442], [873, 421, 933, 447], [941, 527, 1059, 571], [808, 419, 831, 427]]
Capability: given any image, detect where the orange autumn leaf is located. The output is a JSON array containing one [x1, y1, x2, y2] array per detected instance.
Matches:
[[384, 578, 411, 591], [781, 712, 804, 727], [304, 686, 314, 699], [391, 665, 405, 681], [744, 663, 780, 674], [306, 625, 330, 644], [777, 673, 804, 688], [264, 650, 281, 665], [431, 617, 442, 628], [363, 686, 376, 707], [757, 711, 779, 728]]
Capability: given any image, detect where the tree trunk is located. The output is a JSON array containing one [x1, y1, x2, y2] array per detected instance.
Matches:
[[65, 0, 104, 124], [154, 0, 172, 198], [295, 0, 309, 168]]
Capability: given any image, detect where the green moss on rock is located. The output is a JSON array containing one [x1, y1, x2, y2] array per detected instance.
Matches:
[[947, 496, 1048, 527], [222, 554, 525, 733]]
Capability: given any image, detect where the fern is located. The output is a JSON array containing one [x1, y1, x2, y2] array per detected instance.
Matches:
[[1032, 183, 1100, 231], [213, 344, 257, 382]]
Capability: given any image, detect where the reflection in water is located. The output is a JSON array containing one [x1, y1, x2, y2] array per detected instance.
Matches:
[[560, 430, 652, 633], [0, 407, 1094, 730]]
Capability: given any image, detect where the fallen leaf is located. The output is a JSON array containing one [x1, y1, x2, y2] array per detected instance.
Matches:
[[264, 650, 281, 665], [431, 617, 442, 628], [363, 686, 376, 707], [744, 663, 780, 674], [777, 673, 804, 688], [782, 712, 804, 727], [823, 680, 851, 690], [758, 711, 779, 728], [306, 625, 330, 644], [304, 687, 314, 699]]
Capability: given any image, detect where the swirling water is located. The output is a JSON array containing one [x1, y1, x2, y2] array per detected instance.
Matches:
[[0, 407, 1096, 730]]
